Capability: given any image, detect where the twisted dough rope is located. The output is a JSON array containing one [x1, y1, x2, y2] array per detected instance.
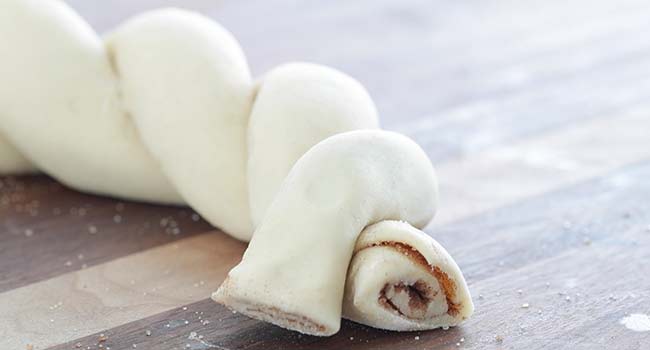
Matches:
[[0, 0, 473, 336]]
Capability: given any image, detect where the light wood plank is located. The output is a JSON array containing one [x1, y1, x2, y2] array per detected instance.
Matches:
[[0, 233, 245, 349], [434, 107, 650, 225]]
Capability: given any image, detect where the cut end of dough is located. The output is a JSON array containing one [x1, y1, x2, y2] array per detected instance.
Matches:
[[343, 221, 474, 332], [212, 279, 335, 336], [374, 242, 463, 320]]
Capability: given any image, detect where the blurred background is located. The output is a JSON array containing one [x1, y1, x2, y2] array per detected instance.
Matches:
[[67, 0, 650, 161]]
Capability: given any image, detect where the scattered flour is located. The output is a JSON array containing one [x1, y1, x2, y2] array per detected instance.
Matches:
[[620, 314, 650, 332]]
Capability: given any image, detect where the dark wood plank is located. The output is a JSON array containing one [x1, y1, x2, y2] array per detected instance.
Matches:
[[0, 175, 212, 292], [51, 161, 650, 350]]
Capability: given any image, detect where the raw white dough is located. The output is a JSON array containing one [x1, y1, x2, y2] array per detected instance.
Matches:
[[214, 131, 472, 335], [0, 0, 472, 336], [0, 0, 181, 203], [247, 63, 379, 227], [0, 134, 34, 173], [105, 9, 255, 238], [0, 0, 378, 240], [344, 221, 474, 331]]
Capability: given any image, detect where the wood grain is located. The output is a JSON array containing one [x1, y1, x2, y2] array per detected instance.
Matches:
[[51, 160, 650, 350], [2, 102, 647, 349], [1, 0, 650, 349], [0, 233, 244, 349], [0, 175, 212, 292], [435, 107, 650, 225]]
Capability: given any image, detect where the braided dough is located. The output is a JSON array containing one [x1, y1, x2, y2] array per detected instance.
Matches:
[[0, 0, 473, 336]]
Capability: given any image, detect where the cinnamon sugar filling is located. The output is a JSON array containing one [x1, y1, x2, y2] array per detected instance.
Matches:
[[362, 241, 461, 318]]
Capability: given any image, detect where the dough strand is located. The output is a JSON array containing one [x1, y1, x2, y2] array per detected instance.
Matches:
[[0, 0, 473, 336]]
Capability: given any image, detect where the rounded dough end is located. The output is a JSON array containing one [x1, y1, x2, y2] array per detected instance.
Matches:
[[343, 221, 474, 331]]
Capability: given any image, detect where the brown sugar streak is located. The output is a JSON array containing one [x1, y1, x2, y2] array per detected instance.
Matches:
[[360, 241, 461, 318]]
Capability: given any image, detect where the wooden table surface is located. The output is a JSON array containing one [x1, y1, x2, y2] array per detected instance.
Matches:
[[2, 0, 650, 349]]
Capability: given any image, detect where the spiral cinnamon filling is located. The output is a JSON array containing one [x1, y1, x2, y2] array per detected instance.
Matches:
[[364, 241, 461, 318], [379, 280, 437, 319]]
